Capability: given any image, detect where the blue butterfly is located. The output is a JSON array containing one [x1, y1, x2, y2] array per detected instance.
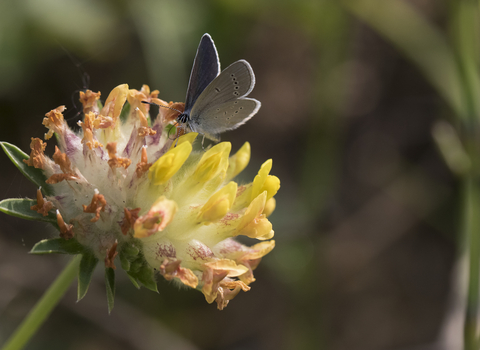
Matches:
[[176, 33, 261, 142]]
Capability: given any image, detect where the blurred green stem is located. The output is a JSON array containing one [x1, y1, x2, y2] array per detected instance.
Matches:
[[1, 255, 80, 350], [454, 1, 480, 347], [341, 0, 465, 118], [464, 175, 480, 350]]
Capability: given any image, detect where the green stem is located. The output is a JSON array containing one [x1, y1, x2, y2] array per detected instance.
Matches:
[[464, 176, 480, 350], [1, 255, 81, 350]]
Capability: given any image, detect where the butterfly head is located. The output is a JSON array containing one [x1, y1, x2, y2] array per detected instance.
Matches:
[[177, 112, 190, 124]]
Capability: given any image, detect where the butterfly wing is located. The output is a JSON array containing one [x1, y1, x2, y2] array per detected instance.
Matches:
[[184, 34, 220, 114], [189, 59, 260, 138], [189, 98, 261, 140]]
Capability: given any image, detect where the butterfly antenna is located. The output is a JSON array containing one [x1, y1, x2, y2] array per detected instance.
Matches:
[[56, 42, 92, 124], [141, 101, 183, 115]]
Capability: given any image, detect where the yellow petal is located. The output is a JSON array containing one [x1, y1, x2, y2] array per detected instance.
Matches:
[[263, 197, 276, 217], [226, 142, 250, 180], [234, 191, 274, 239], [204, 259, 249, 277], [251, 159, 272, 201], [100, 84, 129, 122], [242, 241, 276, 260], [149, 141, 192, 185], [201, 259, 249, 304], [193, 142, 231, 183], [198, 182, 237, 224], [263, 175, 280, 201], [169, 132, 198, 150], [235, 191, 274, 240], [241, 218, 273, 240]]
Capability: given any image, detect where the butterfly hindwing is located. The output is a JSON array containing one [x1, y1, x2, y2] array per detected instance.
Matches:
[[190, 60, 255, 117]]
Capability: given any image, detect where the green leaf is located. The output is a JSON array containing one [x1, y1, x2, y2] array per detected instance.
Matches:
[[0, 198, 56, 224], [1, 142, 54, 195], [78, 252, 98, 301], [105, 267, 115, 314], [30, 238, 84, 255]]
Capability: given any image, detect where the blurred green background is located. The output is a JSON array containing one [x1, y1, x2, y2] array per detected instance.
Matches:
[[0, 0, 464, 349]]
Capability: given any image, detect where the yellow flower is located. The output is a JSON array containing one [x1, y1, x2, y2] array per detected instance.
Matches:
[[1, 84, 279, 311]]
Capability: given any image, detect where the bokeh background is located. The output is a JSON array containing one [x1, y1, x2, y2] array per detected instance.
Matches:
[[0, 0, 466, 349]]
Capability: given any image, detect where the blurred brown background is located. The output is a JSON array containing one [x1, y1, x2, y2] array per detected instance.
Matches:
[[0, 0, 460, 349]]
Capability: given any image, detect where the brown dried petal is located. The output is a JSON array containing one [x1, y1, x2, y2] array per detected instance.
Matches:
[[79, 90, 101, 115], [135, 147, 152, 177], [159, 258, 198, 288], [56, 211, 74, 240], [120, 207, 141, 235], [23, 138, 47, 169], [43, 106, 66, 140], [30, 188, 54, 216], [82, 191, 107, 222], [105, 241, 118, 269], [106, 142, 132, 170]]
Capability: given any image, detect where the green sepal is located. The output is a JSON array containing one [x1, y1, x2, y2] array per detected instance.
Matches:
[[1, 142, 54, 195], [30, 238, 84, 255], [135, 263, 158, 292], [123, 242, 140, 257], [0, 198, 56, 224], [119, 241, 140, 271], [125, 255, 157, 292], [77, 252, 98, 301], [105, 267, 115, 314], [126, 272, 141, 289], [129, 259, 142, 274], [119, 252, 131, 271], [119, 101, 130, 123], [96, 100, 103, 110], [118, 240, 156, 291]]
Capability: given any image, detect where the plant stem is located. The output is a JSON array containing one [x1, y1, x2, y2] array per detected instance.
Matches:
[[1, 255, 81, 350], [464, 175, 480, 350]]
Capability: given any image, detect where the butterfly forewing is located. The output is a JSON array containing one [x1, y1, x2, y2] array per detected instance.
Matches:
[[184, 34, 220, 114]]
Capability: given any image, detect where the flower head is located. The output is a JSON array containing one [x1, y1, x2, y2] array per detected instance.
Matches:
[[0, 84, 279, 311]]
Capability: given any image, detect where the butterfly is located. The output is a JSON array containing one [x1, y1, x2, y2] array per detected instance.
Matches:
[[175, 33, 261, 142]]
